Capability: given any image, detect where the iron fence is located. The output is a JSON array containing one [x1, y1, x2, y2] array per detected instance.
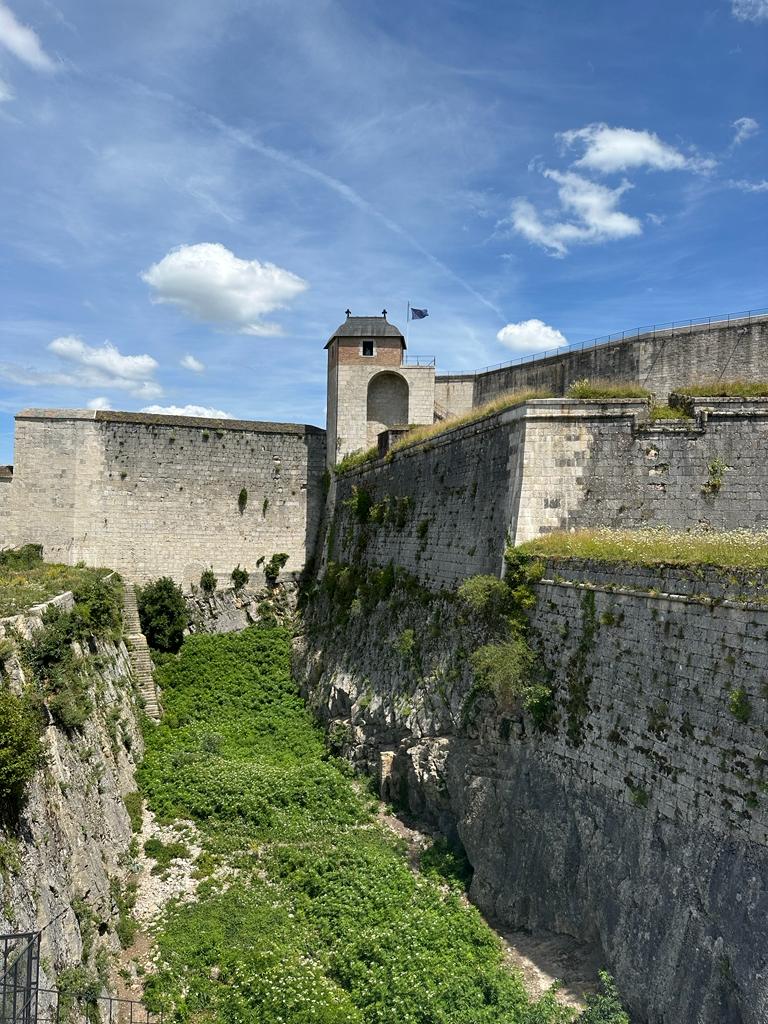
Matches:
[[402, 354, 436, 366], [1, 932, 40, 1024], [438, 306, 768, 377], [33, 990, 163, 1024], [0, 930, 161, 1024]]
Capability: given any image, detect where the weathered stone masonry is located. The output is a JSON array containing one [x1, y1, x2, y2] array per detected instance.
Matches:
[[4, 409, 326, 584], [297, 559, 768, 1024], [328, 397, 768, 590]]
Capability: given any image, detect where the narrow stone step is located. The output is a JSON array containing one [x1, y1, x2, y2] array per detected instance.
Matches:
[[123, 582, 162, 721]]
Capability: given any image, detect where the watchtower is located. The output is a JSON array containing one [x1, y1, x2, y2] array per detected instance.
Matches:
[[325, 311, 436, 467]]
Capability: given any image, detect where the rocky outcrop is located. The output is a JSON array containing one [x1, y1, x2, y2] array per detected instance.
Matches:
[[295, 565, 768, 1024], [0, 597, 143, 994], [185, 580, 298, 634]]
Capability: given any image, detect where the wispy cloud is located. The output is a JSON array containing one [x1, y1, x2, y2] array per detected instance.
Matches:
[[0, 336, 164, 399], [0, 2, 56, 71], [732, 116, 759, 146], [559, 123, 714, 174], [496, 319, 567, 352], [142, 242, 308, 337], [141, 403, 232, 419], [727, 178, 768, 192], [87, 396, 112, 410], [181, 353, 205, 373], [507, 170, 642, 257], [731, 0, 768, 22]]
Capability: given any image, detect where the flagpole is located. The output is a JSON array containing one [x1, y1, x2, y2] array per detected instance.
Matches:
[[406, 301, 410, 353]]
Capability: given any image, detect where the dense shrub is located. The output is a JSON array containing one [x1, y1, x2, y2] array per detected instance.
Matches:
[[199, 569, 216, 595], [0, 689, 45, 806], [264, 552, 289, 583], [458, 574, 513, 623], [137, 577, 189, 653], [231, 565, 249, 590], [0, 544, 43, 570], [238, 487, 248, 514], [579, 972, 630, 1023]]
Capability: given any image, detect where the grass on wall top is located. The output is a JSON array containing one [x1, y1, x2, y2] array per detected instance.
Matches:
[[517, 528, 768, 570], [674, 379, 768, 399]]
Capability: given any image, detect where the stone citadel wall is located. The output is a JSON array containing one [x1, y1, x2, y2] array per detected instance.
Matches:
[[433, 314, 768, 413], [4, 410, 326, 584], [328, 396, 768, 589], [297, 558, 768, 1024]]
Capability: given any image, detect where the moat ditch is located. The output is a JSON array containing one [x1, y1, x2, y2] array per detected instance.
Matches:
[[127, 625, 624, 1024]]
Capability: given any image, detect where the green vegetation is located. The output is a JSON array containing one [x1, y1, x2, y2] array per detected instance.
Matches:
[[0, 689, 45, 807], [137, 577, 189, 653], [729, 688, 751, 723], [144, 837, 190, 874], [200, 569, 216, 595], [124, 791, 143, 832], [264, 552, 290, 583], [238, 488, 248, 514], [334, 446, 379, 475], [0, 546, 120, 618], [566, 379, 651, 400], [231, 565, 249, 590], [18, 572, 124, 732], [674, 379, 768, 399], [579, 973, 630, 1024], [517, 527, 768, 569], [702, 457, 728, 495], [419, 837, 473, 893], [387, 389, 553, 458], [649, 405, 692, 422], [137, 626, 620, 1023], [564, 589, 597, 747]]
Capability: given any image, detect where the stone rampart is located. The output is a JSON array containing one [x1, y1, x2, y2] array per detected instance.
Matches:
[[329, 397, 768, 588], [466, 315, 768, 405], [7, 409, 326, 584], [297, 558, 768, 1024]]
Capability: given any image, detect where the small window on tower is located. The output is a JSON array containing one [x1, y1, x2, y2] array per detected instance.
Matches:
[[362, 340, 374, 357]]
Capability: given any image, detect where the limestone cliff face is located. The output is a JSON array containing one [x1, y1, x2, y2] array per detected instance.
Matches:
[[0, 597, 143, 991], [185, 579, 298, 634], [295, 566, 768, 1024]]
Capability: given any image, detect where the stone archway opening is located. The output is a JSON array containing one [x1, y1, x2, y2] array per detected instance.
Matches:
[[366, 372, 409, 446]]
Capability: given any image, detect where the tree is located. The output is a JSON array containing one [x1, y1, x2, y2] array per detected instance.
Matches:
[[137, 577, 189, 652]]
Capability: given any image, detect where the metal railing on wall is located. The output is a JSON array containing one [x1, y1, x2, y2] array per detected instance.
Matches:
[[438, 306, 768, 378], [402, 355, 436, 366]]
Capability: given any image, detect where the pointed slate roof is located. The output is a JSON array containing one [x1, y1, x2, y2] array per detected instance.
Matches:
[[325, 315, 405, 349]]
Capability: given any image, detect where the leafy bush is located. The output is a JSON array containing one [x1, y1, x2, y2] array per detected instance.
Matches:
[[577, 971, 630, 1023], [0, 544, 43, 570], [729, 688, 751, 723], [238, 487, 248, 514], [264, 553, 289, 583], [231, 565, 249, 590], [470, 634, 540, 709], [200, 569, 216, 595], [144, 837, 190, 873], [458, 575, 513, 622], [137, 577, 189, 653], [420, 837, 473, 893], [0, 689, 45, 805]]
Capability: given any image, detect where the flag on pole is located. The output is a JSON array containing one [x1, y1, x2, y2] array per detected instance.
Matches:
[[410, 307, 428, 320]]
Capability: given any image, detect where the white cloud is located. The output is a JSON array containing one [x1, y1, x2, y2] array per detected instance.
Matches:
[[49, 336, 158, 380], [87, 396, 112, 410], [141, 242, 308, 336], [496, 319, 567, 353], [732, 0, 768, 21], [508, 169, 642, 257], [560, 123, 713, 174], [14, 336, 167, 398], [140, 404, 232, 419], [0, 3, 56, 71], [0, 77, 13, 101], [727, 178, 768, 192], [732, 116, 759, 145], [180, 353, 205, 372]]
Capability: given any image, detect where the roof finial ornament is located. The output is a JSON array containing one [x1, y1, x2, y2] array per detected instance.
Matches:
[[382, 308, 387, 319], [345, 308, 351, 318]]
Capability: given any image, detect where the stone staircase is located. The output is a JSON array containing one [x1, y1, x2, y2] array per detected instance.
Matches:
[[122, 583, 161, 720]]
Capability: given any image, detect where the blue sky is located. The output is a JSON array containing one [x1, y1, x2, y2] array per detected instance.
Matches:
[[0, 0, 766, 461]]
